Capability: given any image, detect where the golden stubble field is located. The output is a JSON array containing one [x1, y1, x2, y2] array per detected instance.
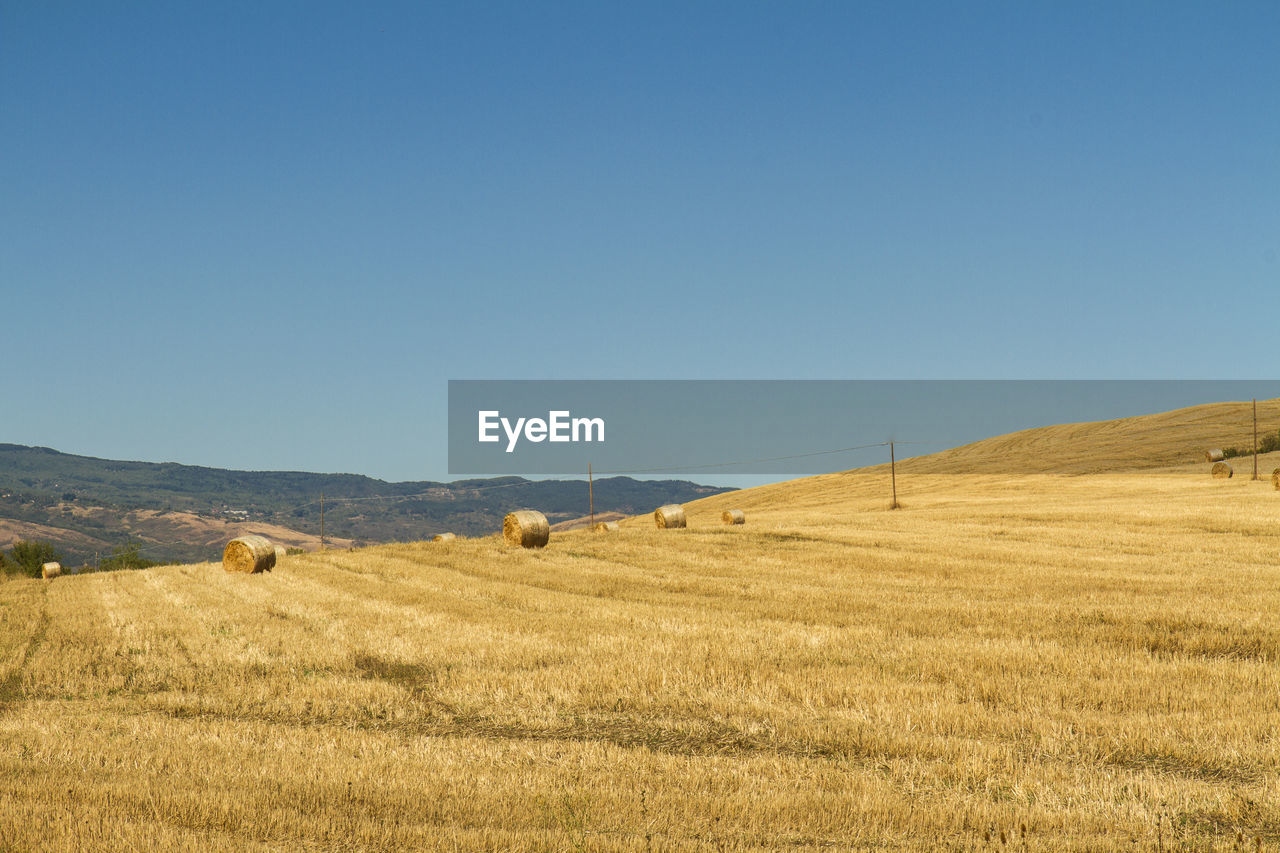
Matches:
[[2, 465, 1278, 851]]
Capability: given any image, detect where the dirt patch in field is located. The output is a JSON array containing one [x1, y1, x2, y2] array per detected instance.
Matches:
[[0, 520, 110, 551], [121, 509, 352, 551], [0, 509, 349, 555], [550, 512, 626, 532]]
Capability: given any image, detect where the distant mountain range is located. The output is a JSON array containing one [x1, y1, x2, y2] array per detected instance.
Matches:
[[0, 444, 733, 567]]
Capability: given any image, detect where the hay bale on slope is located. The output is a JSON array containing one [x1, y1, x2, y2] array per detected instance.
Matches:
[[274, 545, 287, 562], [1211, 461, 1233, 479], [595, 521, 620, 532], [1272, 468, 1280, 491], [41, 562, 62, 579], [223, 535, 276, 573], [1204, 448, 1225, 462], [721, 509, 746, 525], [654, 504, 686, 529], [432, 533, 457, 542], [504, 510, 550, 548]]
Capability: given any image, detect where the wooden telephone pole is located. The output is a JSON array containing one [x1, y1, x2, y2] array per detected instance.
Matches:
[[588, 463, 595, 529], [889, 441, 899, 509], [320, 491, 325, 549], [1253, 398, 1260, 480]]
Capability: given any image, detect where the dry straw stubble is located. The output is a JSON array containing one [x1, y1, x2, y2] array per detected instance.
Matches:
[[503, 510, 550, 548], [222, 535, 277, 574], [7, 402, 1280, 853], [1211, 461, 1233, 479], [655, 504, 687, 529]]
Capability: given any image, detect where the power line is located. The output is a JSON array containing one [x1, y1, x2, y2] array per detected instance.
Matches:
[[589, 442, 892, 476], [285, 442, 897, 508]]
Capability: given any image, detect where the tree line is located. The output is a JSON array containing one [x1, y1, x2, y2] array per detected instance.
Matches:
[[0, 540, 166, 578]]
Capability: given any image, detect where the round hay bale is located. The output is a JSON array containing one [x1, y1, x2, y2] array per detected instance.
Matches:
[[1272, 468, 1280, 491], [1211, 461, 1233, 479], [222, 534, 276, 573], [1204, 448, 1225, 462], [273, 545, 287, 562], [721, 509, 746, 525], [41, 562, 62, 580], [655, 504, 686, 529], [432, 533, 457, 543], [504, 510, 550, 548], [594, 521, 620, 532]]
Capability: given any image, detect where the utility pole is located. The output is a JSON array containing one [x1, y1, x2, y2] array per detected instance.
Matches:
[[320, 491, 325, 549], [1253, 398, 1260, 480], [588, 463, 595, 530], [890, 441, 899, 509]]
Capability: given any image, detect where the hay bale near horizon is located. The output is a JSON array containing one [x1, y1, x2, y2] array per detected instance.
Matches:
[[504, 510, 550, 548], [41, 562, 62, 579], [1211, 461, 1233, 479], [1204, 448, 1225, 462], [1272, 468, 1280, 490], [222, 535, 276, 574], [655, 504, 687, 529], [595, 521, 620, 532], [722, 509, 746, 525], [432, 533, 457, 543], [273, 545, 287, 562]]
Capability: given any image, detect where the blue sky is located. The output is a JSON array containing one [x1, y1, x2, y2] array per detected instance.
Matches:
[[3, 2, 1278, 483]]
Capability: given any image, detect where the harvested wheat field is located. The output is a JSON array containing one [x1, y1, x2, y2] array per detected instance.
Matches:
[[2, 413, 1279, 851]]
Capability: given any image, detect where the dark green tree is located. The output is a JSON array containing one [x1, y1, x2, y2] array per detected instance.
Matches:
[[1259, 429, 1280, 455], [9, 540, 65, 578], [99, 542, 161, 572]]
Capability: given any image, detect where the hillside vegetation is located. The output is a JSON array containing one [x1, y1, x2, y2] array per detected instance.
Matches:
[[0, 443, 729, 565], [1, 403, 1278, 851]]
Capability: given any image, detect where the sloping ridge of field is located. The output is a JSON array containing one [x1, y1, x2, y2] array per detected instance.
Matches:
[[1, 401, 1278, 851], [890, 397, 1280, 475], [658, 399, 1279, 524]]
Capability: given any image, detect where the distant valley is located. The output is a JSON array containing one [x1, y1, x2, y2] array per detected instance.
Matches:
[[0, 444, 732, 567]]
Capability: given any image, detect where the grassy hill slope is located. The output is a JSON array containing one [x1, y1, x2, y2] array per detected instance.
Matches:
[[890, 398, 1280, 475], [2, 401, 1278, 850]]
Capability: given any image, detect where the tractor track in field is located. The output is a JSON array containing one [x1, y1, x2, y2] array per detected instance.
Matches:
[[0, 585, 51, 715]]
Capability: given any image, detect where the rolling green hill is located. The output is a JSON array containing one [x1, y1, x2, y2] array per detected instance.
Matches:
[[0, 444, 732, 566]]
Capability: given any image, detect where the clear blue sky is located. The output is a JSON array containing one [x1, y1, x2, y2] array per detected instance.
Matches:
[[3, 2, 1278, 483]]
